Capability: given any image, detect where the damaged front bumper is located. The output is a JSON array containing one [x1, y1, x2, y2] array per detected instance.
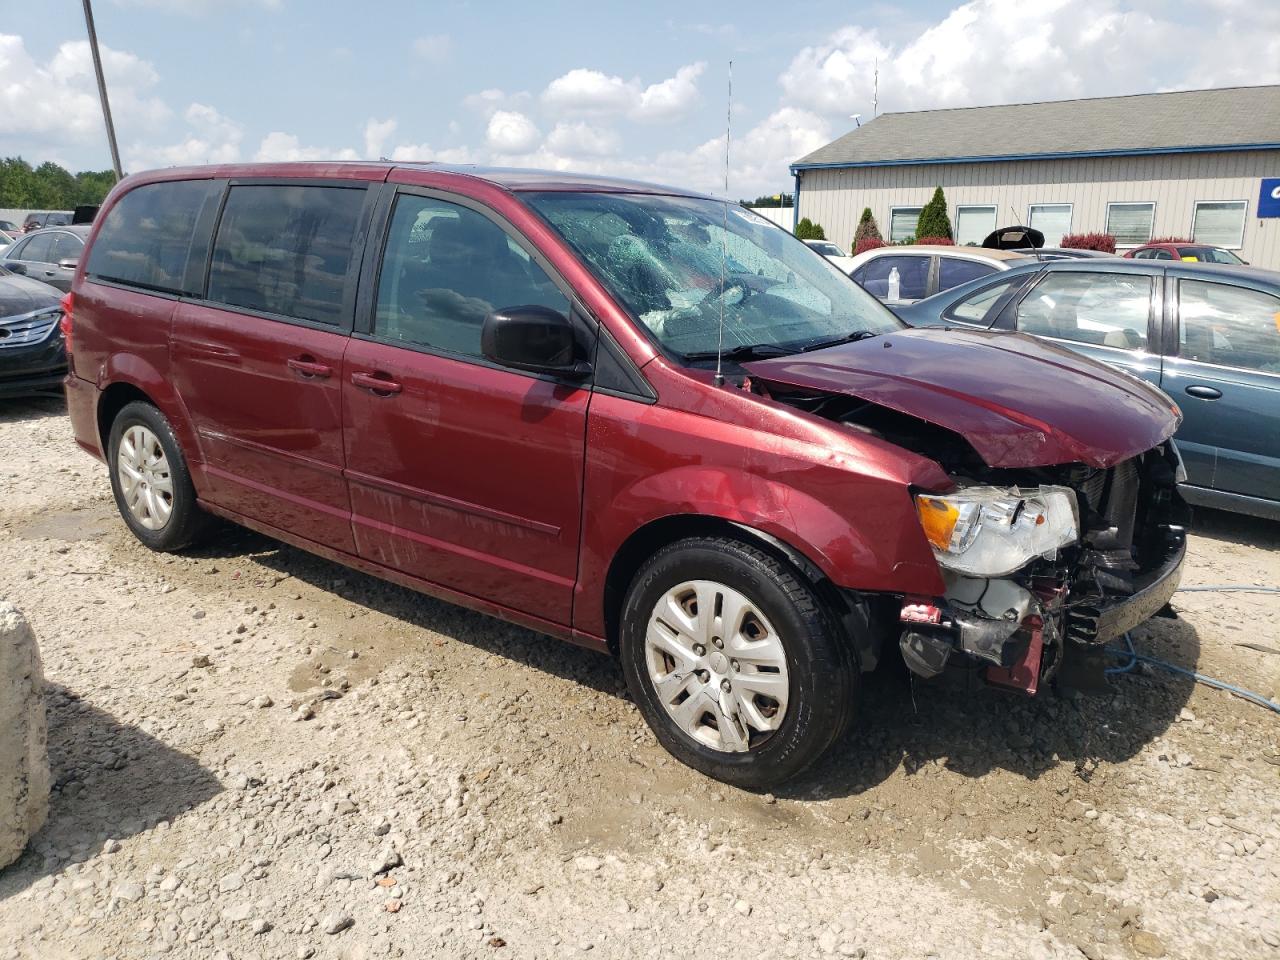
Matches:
[[896, 446, 1188, 696], [1089, 536, 1185, 644]]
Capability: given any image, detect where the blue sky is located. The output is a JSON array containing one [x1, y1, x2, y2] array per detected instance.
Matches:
[[2, 0, 1276, 197]]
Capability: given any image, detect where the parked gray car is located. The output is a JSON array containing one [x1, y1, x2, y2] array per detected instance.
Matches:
[[0, 224, 91, 293], [896, 260, 1280, 521]]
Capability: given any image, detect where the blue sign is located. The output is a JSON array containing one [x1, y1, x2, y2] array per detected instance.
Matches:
[[1260, 179, 1280, 218]]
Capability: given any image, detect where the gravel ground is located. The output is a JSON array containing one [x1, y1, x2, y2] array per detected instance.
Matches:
[[0, 395, 1277, 960]]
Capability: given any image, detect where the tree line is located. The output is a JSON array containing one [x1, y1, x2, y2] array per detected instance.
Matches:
[[0, 158, 117, 210]]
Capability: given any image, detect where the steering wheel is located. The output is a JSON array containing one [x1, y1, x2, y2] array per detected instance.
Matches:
[[706, 276, 751, 306]]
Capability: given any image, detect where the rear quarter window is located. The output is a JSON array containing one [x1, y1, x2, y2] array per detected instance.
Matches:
[[86, 179, 222, 294]]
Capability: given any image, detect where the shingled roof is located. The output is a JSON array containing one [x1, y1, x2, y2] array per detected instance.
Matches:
[[793, 85, 1280, 169]]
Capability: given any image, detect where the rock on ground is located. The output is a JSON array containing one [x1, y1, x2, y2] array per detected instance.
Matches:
[[0, 601, 49, 870]]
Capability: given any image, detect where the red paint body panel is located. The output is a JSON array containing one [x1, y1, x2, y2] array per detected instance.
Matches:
[[745, 328, 1180, 468], [341, 337, 589, 624], [985, 617, 1045, 696], [169, 301, 355, 552], [197, 495, 609, 654], [571, 383, 949, 637], [63, 162, 1182, 659]]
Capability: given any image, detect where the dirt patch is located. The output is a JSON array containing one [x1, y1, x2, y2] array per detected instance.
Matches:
[[0, 400, 1277, 960]]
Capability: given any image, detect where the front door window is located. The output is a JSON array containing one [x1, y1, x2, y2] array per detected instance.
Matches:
[[374, 194, 569, 358]]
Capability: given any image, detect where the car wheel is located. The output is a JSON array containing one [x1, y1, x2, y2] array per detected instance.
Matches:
[[619, 536, 857, 789], [107, 401, 210, 551]]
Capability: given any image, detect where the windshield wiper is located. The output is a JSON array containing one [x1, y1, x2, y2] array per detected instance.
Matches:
[[796, 330, 880, 353], [682, 342, 794, 363]]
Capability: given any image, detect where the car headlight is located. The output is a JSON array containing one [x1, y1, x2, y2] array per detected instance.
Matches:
[[914, 485, 1079, 577]]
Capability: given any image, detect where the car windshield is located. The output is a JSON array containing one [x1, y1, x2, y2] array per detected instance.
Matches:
[[524, 191, 901, 362]]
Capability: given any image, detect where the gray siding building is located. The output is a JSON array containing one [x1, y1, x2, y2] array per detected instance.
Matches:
[[791, 86, 1280, 268]]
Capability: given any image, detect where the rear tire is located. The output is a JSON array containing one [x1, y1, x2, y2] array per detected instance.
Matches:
[[619, 536, 857, 789], [107, 401, 210, 552]]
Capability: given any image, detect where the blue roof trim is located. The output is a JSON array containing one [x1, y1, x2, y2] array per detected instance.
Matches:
[[790, 141, 1280, 173]]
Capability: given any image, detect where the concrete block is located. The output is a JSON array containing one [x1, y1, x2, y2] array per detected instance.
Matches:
[[0, 602, 49, 870]]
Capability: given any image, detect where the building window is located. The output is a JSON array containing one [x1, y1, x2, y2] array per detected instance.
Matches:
[[955, 205, 996, 246], [1191, 201, 1247, 249], [1028, 203, 1072, 247], [1105, 202, 1155, 247], [889, 206, 922, 244]]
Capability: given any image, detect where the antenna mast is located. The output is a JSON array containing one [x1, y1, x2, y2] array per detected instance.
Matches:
[[873, 59, 879, 117], [714, 60, 733, 388]]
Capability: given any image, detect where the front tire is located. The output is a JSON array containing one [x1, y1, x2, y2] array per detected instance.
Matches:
[[107, 401, 210, 551], [619, 536, 856, 789]]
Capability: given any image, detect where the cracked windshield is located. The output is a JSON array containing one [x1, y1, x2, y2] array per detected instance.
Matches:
[[526, 192, 900, 361]]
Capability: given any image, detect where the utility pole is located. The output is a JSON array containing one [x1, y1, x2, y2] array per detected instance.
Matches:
[[81, 0, 123, 180]]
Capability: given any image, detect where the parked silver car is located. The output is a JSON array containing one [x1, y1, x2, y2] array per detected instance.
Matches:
[[0, 224, 91, 294]]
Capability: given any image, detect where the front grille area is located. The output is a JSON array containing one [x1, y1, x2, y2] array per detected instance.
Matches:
[[1061, 447, 1188, 645], [0, 309, 60, 349]]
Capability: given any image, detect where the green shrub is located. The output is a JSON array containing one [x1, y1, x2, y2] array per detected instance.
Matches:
[[795, 217, 827, 241], [915, 187, 953, 241]]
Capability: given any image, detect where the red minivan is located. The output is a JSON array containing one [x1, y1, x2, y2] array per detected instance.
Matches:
[[64, 163, 1188, 786]]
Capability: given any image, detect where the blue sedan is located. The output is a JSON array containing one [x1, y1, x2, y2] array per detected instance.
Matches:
[[894, 259, 1280, 521]]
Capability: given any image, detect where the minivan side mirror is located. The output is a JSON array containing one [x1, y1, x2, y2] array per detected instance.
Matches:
[[58, 258, 79, 270], [481, 305, 591, 379]]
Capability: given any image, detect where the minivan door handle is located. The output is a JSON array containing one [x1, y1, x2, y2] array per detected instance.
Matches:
[[287, 356, 333, 379], [351, 371, 403, 395], [1184, 384, 1222, 401]]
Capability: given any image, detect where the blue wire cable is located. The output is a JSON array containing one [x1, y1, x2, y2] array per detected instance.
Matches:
[[1099, 583, 1280, 715]]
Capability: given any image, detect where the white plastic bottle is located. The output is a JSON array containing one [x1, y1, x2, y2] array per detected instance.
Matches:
[[887, 266, 901, 301]]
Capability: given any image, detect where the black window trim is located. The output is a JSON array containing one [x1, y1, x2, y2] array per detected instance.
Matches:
[[188, 177, 378, 335], [352, 182, 634, 394]]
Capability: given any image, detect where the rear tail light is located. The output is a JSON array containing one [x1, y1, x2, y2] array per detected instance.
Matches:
[[60, 292, 74, 369]]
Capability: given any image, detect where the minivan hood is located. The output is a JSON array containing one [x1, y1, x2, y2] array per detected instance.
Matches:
[[0, 274, 61, 318], [743, 328, 1179, 469]]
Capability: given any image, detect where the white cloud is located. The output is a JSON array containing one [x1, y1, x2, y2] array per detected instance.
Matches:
[[387, 144, 475, 164], [634, 62, 706, 121], [541, 63, 705, 121], [545, 121, 620, 157], [485, 110, 541, 153], [0, 34, 169, 152], [125, 102, 243, 169], [543, 68, 635, 114], [412, 34, 451, 63], [253, 132, 360, 162], [462, 88, 531, 119], [779, 0, 1280, 118], [664, 107, 832, 197], [364, 117, 397, 159]]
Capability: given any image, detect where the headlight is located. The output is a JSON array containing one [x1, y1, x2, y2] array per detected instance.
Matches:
[[915, 485, 1079, 577]]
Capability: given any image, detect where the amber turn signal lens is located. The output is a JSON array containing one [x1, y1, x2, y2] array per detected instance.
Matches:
[[916, 496, 959, 551]]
